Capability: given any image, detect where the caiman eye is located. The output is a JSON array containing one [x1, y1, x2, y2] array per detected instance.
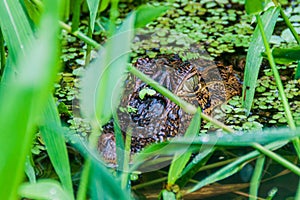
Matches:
[[182, 75, 199, 93]]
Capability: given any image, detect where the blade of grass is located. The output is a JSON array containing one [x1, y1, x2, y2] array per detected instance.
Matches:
[[0, 28, 5, 75], [242, 7, 280, 115], [85, 0, 100, 64], [252, 143, 300, 176], [0, 0, 35, 78], [0, 0, 61, 198], [186, 141, 286, 193], [255, 13, 300, 158], [249, 156, 265, 200], [40, 95, 74, 197], [64, 129, 131, 199], [167, 107, 201, 185], [71, 0, 81, 31], [176, 146, 215, 188]]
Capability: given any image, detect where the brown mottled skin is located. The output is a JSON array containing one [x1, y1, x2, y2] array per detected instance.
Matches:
[[98, 54, 241, 165]]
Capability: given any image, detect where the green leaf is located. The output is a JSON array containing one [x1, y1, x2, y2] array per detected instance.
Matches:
[[86, 0, 100, 32], [139, 88, 156, 99], [242, 7, 280, 115], [0, 0, 61, 198], [135, 5, 169, 28], [171, 127, 300, 147], [40, 96, 74, 197], [270, 46, 300, 64], [245, 0, 266, 15], [167, 108, 201, 185], [19, 180, 72, 200], [80, 12, 135, 125], [99, 0, 110, 12], [159, 189, 176, 200], [0, 0, 34, 76], [65, 131, 131, 199], [295, 62, 300, 79]]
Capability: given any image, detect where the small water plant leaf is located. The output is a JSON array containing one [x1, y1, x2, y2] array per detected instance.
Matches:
[[40, 96, 73, 197], [242, 6, 280, 115], [270, 46, 300, 64], [168, 107, 201, 185], [19, 180, 72, 200], [245, 0, 267, 15], [135, 5, 169, 28], [86, 0, 100, 32], [80, 12, 135, 125], [139, 88, 156, 99]]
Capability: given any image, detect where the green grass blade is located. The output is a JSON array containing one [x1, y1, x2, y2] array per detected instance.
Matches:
[[296, 62, 300, 79], [71, 0, 81, 31], [0, 0, 34, 75], [167, 107, 201, 185], [187, 141, 285, 193], [80, 12, 135, 125], [86, 0, 100, 32], [65, 132, 131, 199], [19, 180, 72, 200], [170, 127, 300, 147], [40, 96, 74, 197], [242, 7, 280, 115], [176, 146, 215, 188], [249, 156, 265, 200], [0, 0, 61, 198]]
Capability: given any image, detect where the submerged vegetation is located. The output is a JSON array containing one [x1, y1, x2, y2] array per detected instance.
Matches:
[[1, 0, 300, 199]]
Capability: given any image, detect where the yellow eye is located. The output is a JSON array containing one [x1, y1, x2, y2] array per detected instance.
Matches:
[[183, 75, 199, 93]]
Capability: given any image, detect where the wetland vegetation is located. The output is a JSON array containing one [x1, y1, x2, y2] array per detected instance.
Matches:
[[1, 0, 300, 199]]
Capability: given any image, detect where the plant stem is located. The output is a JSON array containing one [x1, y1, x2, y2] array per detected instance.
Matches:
[[256, 14, 296, 129], [252, 143, 300, 176], [249, 156, 265, 200], [121, 128, 132, 189], [127, 65, 235, 133], [256, 14, 300, 158], [71, 0, 81, 32], [76, 120, 100, 199], [76, 159, 91, 200], [278, 6, 300, 44], [59, 21, 102, 49]]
